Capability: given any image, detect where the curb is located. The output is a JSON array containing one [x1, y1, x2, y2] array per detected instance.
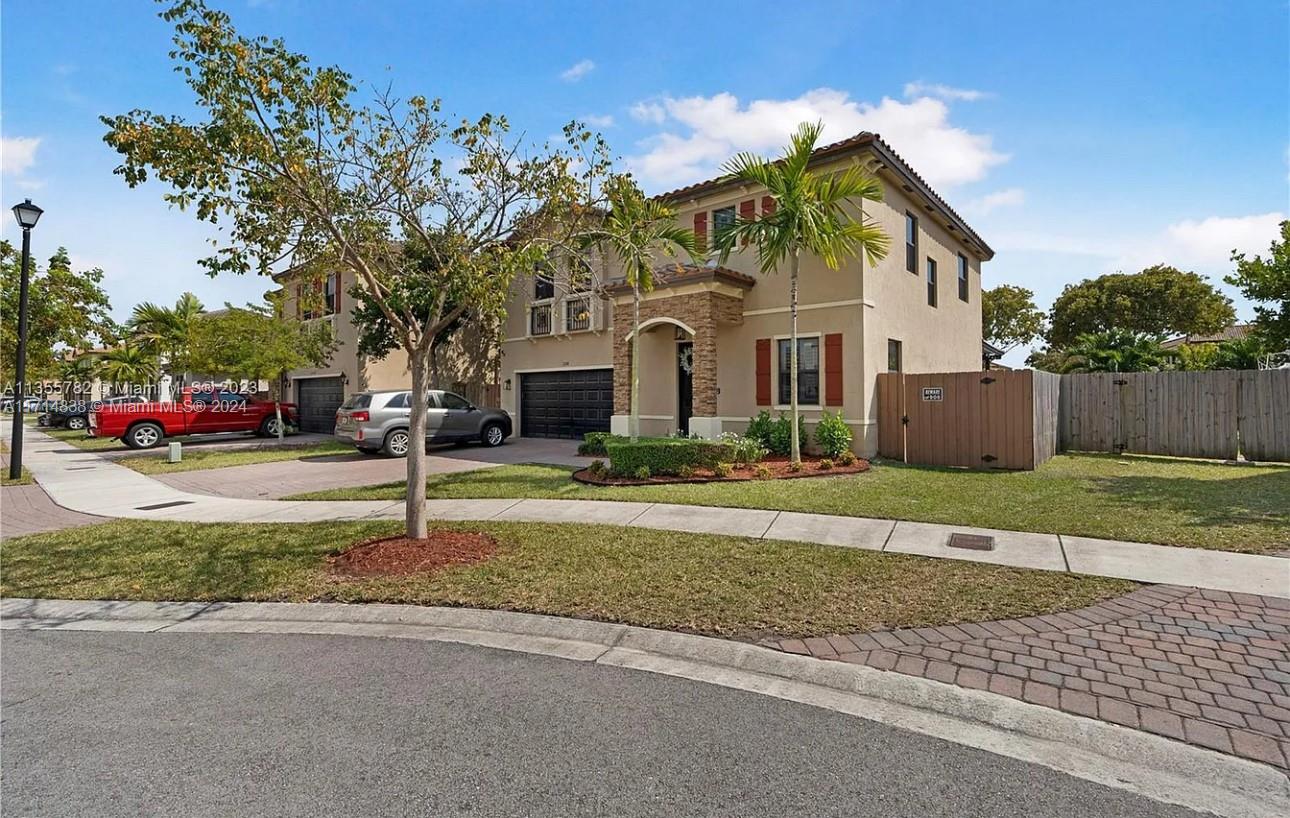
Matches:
[[3, 597, 1286, 817]]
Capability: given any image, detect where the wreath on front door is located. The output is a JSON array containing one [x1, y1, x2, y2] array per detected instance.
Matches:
[[678, 345, 694, 375]]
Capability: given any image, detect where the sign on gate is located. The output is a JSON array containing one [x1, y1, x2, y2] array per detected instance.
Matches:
[[921, 387, 943, 402]]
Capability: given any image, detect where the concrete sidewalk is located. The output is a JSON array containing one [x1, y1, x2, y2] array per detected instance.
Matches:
[[9, 424, 1289, 598]]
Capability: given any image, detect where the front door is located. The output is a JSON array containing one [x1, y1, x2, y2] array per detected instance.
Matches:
[[677, 341, 693, 436]]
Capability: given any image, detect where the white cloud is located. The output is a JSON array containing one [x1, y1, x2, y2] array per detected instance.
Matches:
[[629, 101, 666, 124], [965, 187, 1025, 216], [582, 113, 615, 128], [903, 81, 992, 102], [1157, 212, 1285, 268], [625, 88, 1008, 191], [1, 136, 41, 176], [559, 59, 595, 82]]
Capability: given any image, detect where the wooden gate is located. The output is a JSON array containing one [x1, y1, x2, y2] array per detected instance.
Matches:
[[877, 370, 1057, 470]]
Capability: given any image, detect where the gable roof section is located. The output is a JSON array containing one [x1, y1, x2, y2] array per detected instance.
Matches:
[[653, 131, 994, 261]]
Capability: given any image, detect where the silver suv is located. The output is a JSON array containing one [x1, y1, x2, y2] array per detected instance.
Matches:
[[334, 390, 513, 457]]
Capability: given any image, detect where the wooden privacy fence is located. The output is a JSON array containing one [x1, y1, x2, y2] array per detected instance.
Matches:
[[877, 369, 1060, 470], [1059, 369, 1290, 462]]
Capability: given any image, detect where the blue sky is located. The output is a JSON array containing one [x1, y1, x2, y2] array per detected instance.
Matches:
[[2, 0, 1287, 363]]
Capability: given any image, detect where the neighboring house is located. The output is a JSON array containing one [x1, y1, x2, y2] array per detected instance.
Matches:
[[276, 267, 498, 433], [499, 131, 993, 455], [1160, 323, 1252, 350]]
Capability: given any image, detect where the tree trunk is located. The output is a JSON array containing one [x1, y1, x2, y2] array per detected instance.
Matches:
[[789, 247, 801, 464], [630, 281, 641, 442], [406, 347, 431, 539], [274, 399, 285, 441]]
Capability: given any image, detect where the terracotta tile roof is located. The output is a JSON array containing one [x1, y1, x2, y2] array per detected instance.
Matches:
[[653, 131, 994, 260], [605, 263, 757, 294], [1160, 323, 1253, 349]]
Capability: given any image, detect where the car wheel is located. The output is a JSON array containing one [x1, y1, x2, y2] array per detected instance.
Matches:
[[382, 429, 411, 458], [66, 416, 87, 430], [481, 422, 505, 448], [125, 422, 164, 449], [259, 416, 283, 438]]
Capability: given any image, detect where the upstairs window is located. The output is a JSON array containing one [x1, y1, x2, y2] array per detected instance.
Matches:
[[905, 212, 918, 273], [926, 258, 938, 308], [713, 206, 736, 248], [957, 254, 970, 302], [887, 339, 902, 372], [324, 273, 338, 315], [534, 274, 555, 301]]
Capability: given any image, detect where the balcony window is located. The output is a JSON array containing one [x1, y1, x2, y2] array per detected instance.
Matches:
[[564, 295, 591, 332], [529, 303, 552, 336]]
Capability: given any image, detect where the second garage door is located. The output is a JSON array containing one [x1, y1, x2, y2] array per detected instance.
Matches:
[[295, 376, 345, 434], [519, 369, 613, 439]]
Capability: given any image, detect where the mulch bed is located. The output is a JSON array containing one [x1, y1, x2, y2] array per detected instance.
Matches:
[[330, 532, 497, 577], [573, 456, 870, 486]]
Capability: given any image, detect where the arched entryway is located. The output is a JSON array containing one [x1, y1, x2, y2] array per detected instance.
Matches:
[[622, 317, 696, 437]]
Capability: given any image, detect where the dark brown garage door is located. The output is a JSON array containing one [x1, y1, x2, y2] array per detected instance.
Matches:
[[296, 376, 345, 434], [520, 369, 613, 439]]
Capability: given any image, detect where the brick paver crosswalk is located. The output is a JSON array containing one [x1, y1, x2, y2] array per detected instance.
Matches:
[[768, 586, 1290, 769]]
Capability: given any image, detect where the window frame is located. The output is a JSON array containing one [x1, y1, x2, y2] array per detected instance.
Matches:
[[905, 212, 919, 274], [324, 273, 338, 315], [926, 257, 938, 308], [887, 339, 902, 373], [957, 253, 969, 302], [712, 205, 736, 245], [533, 274, 555, 302], [774, 334, 822, 408]]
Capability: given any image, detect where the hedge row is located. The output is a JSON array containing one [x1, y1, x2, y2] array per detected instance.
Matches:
[[604, 437, 735, 476], [577, 432, 620, 457]]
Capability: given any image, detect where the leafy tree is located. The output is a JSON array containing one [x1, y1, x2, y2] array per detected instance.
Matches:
[[99, 343, 160, 389], [102, 0, 601, 538], [128, 292, 205, 384], [714, 121, 890, 463], [1046, 265, 1235, 349], [188, 300, 335, 437], [576, 175, 699, 442], [0, 243, 115, 383], [1172, 343, 1220, 371], [982, 284, 1045, 357], [1056, 330, 1172, 373], [1178, 336, 1286, 371], [1226, 220, 1290, 352]]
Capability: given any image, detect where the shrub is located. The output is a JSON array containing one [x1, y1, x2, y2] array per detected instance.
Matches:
[[633, 465, 651, 480], [838, 450, 857, 467], [817, 458, 834, 471], [578, 432, 621, 457], [605, 437, 735, 477], [719, 432, 769, 465], [766, 412, 808, 457], [745, 410, 775, 448], [713, 462, 734, 478], [787, 460, 803, 473], [754, 464, 773, 479], [587, 459, 606, 476], [677, 464, 696, 479], [813, 411, 853, 458]]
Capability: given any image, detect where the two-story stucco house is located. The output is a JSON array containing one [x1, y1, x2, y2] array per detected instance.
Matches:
[[498, 131, 993, 455]]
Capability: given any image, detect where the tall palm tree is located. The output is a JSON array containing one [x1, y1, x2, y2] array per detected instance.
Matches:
[[128, 292, 204, 384], [714, 121, 890, 462], [99, 343, 159, 391], [578, 175, 699, 441]]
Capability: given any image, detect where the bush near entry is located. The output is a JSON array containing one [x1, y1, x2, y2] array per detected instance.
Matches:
[[605, 438, 736, 477], [813, 411, 853, 458], [578, 432, 622, 457], [746, 410, 808, 457]]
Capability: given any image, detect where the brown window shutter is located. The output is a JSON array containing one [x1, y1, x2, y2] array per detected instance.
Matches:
[[693, 212, 708, 253], [755, 338, 772, 405], [761, 196, 776, 216], [739, 199, 756, 246], [824, 333, 843, 406]]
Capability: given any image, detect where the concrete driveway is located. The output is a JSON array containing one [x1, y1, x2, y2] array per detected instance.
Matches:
[[156, 436, 589, 499]]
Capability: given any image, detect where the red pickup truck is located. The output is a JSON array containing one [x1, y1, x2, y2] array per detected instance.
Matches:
[[89, 389, 297, 449]]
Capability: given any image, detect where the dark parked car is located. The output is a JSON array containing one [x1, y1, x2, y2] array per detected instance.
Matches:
[[39, 396, 145, 430], [334, 389, 512, 457]]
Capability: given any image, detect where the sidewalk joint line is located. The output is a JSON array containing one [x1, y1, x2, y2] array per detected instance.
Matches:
[[880, 521, 897, 552], [624, 503, 655, 526], [488, 498, 526, 519], [758, 511, 781, 540], [1057, 534, 1072, 572]]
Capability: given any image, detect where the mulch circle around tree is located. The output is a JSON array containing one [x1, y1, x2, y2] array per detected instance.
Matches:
[[330, 532, 497, 577], [573, 456, 870, 486]]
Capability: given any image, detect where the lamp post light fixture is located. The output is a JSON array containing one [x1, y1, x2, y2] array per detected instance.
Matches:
[[9, 198, 43, 481]]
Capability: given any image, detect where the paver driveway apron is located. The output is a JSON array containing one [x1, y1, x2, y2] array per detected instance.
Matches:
[[7, 424, 1289, 599]]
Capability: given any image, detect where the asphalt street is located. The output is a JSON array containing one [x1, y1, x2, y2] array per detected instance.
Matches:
[[1, 630, 1206, 817]]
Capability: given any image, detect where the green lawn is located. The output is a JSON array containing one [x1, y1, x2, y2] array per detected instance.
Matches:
[[116, 440, 352, 474], [290, 454, 1290, 554], [39, 427, 122, 451], [0, 519, 1135, 639]]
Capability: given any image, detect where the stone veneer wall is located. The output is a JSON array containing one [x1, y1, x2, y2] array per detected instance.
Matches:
[[612, 290, 743, 417]]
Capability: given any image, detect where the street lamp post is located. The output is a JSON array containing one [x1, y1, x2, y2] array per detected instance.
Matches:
[[9, 199, 43, 481]]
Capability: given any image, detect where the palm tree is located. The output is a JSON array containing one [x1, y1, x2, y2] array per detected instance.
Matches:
[[578, 175, 699, 441], [714, 121, 890, 462], [1058, 330, 1171, 373], [128, 292, 204, 384], [99, 343, 159, 391]]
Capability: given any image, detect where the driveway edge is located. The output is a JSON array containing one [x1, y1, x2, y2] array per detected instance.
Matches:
[[3, 597, 1285, 817]]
